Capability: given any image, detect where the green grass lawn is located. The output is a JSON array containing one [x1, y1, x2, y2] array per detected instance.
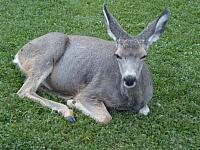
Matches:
[[0, 0, 199, 149]]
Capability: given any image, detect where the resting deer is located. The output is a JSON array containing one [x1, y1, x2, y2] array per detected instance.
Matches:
[[13, 5, 169, 123]]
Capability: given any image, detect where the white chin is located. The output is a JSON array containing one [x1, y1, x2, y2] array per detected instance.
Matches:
[[124, 82, 136, 88]]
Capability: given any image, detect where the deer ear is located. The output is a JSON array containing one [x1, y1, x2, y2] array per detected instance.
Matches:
[[103, 4, 129, 41], [140, 9, 169, 47]]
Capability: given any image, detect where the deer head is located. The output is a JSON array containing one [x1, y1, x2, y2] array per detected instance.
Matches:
[[103, 5, 169, 88]]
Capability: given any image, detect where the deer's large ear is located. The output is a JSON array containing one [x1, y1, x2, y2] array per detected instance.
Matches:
[[139, 9, 169, 47], [103, 5, 129, 41]]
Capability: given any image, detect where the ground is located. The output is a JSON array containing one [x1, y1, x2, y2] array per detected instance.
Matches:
[[0, 0, 199, 149]]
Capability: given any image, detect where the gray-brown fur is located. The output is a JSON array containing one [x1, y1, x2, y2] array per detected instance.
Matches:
[[14, 5, 169, 123]]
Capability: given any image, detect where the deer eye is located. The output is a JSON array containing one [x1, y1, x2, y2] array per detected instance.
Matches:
[[114, 54, 122, 59], [140, 55, 147, 60]]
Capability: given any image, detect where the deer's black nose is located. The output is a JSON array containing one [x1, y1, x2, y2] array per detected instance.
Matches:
[[123, 75, 136, 86]]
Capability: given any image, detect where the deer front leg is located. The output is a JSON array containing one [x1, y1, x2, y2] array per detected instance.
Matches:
[[67, 97, 112, 124], [131, 87, 150, 116]]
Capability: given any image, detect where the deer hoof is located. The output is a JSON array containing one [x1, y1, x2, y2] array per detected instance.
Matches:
[[139, 105, 150, 116], [66, 116, 76, 123]]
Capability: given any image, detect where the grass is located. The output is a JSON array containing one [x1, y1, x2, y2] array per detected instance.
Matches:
[[0, 0, 199, 149]]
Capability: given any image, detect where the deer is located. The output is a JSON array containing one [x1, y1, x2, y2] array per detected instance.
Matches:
[[13, 5, 169, 124]]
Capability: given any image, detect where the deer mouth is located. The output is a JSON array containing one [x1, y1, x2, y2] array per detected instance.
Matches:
[[124, 82, 136, 88], [123, 75, 136, 88], [123, 80, 136, 88]]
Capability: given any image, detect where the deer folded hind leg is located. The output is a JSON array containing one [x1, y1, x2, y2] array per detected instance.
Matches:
[[17, 63, 75, 123]]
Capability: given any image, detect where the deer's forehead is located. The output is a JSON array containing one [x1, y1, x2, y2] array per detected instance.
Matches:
[[116, 39, 146, 56], [123, 39, 141, 49]]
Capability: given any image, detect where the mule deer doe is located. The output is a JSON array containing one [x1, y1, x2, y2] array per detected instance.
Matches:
[[13, 5, 169, 123]]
